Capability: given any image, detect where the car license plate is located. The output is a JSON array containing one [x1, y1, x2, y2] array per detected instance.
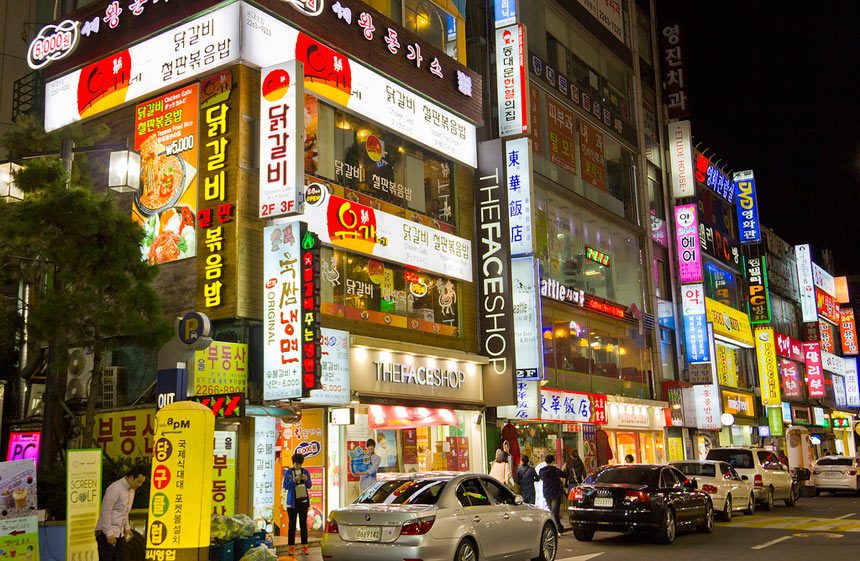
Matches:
[[593, 497, 613, 508], [355, 526, 382, 542]]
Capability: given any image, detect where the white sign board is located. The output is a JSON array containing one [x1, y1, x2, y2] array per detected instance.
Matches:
[[843, 357, 860, 407], [497, 379, 539, 420], [668, 120, 695, 198], [795, 245, 818, 323], [812, 263, 836, 298], [302, 328, 350, 406], [511, 257, 541, 379], [506, 137, 534, 255], [496, 24, 528, 138], [252, 417, 277, 528]]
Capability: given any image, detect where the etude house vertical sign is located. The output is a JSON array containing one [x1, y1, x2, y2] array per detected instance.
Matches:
[[476, 140, 517, 406]]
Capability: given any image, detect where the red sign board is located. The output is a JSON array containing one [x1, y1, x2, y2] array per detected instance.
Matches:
[[775, 332, 804, 362], [300, 229, 321, 397], [584, 295, 626, 319], [803, 342, 826, 398], [816, 288, 840, 324], [820, 321, 836, 353], [779, 359, 802, 399], [840, 307, 858, 356]]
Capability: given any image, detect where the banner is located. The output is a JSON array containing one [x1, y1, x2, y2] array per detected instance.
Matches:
[[67, 450, 102, 561], [754, 327, 781, 406], [496, 24, 528, 137], [146, 402, 215, 561], [841, 307, 859, 356], [674, 204, 702, 283], [733, 170, 761, 243], [212, 431, 237, 516], [191, 342, 248, 395], [745, 255, 771, 324]]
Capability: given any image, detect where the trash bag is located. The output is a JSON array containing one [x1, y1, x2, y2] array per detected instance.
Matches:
[[210, 516, 231, 542], [234, 513, 258, 538], [239, 545, 277, 561], [211, 514, 258, 542]]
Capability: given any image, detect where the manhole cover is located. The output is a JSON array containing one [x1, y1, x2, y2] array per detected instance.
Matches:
[[792, 532, 843, 539]]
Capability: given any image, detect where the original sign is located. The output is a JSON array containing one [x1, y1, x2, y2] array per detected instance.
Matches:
[[496, 24, 528, 137], [745, 254, 771, 324], [754, 327, 781, 406]]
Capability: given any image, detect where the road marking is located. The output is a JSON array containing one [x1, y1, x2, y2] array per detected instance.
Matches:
[[751, 536, 794, 550], [732, 516, 860, 533], [834, 513, 856, 519], [557, 554, 605, 561], [793, 532, 843, 539]]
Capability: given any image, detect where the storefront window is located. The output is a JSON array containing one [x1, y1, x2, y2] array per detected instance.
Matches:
[[659, 327, 678, 381], [320, 247, 461, 337], [636, 10, 653, 65], [703, 261, 742, 309], [306, 96, 456, 227], [403, 0, 458, 58]]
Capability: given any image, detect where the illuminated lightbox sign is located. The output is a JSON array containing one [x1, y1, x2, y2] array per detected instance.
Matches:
[[795, 245, 817, 323], [585, 246, 610, 267], [840, 307, 859, 356], [812, 263, 836, 297], [539, 389, 607, 424], [302, 183, 472, 282], [28, 19, 79, 70], [681, 284, 709, 364], [496, 24, 528, 138], [242, 4, 477, 168], [512, 257, 541, 380], [505, 137, 534, 255], [668, 121, 695, 198], [494, 0, 518, 27], [299, 229, 322, 397], [745, 255, 771, 324], [843, 357, 860, 407], [674, 204, 702, 283], [733, 170, 760, 243], [803, 342, 826, 398], [259, 60, 305, 218], [44, 3, 241, 131], [755, 327, 782, 407], [695, 153, 734, 203]]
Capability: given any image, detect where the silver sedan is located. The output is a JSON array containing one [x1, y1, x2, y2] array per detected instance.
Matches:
[[321, 472, 558, 561]]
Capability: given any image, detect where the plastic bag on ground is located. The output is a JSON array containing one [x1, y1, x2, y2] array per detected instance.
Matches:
[[239, 545, 276, 561]]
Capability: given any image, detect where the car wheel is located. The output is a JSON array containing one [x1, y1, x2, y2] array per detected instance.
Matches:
[[572, 528, 594, 542], [784, 487, 797, 507], [743, 493, 755, 515], [655, 508, 676, 545], [762, 487, 774, 511], [814, 488, 821, 497], [722, 495, 733, 522], [532, 523, 558, 561], [454, 538, 478, 561], [699, 500, 715, 534]]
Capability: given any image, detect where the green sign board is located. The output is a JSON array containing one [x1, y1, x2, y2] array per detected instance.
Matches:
[[767, 406, 784, 436]]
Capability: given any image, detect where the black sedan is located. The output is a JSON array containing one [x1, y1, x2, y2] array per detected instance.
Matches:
[[567, 464, 715, 544]]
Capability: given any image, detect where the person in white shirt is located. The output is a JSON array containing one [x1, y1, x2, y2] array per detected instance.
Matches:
[[95, 465, 147, 561]]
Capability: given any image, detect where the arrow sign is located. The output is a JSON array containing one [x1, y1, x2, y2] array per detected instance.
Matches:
[[188, 393, 245, 418]]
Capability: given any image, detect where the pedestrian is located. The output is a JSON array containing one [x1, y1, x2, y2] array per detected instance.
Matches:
[[354, 438, 382, 492], [539, 454, 567, 532], [502, 440, 516, 481], [282, 452, 312, 556], [95, 465, 147, 561], [489, 448, 513, 488], [563, 448, 587, 491], [624, 454, 635, 464], [534, 460, 548, 510], [515, 455, 539, 504]]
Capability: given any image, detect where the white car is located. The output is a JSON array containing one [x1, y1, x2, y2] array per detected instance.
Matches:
[[705, 447, 795, 510], [813, 456, 860, 495], [671, 460, 755, 521], [321, 472, 558, 561]]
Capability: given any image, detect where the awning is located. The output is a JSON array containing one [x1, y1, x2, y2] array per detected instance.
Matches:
[[367, 405, 458, 430]]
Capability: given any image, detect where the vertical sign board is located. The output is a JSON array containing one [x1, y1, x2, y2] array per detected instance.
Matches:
[[497, 380, 539, 420], [746, 255, 771, 324], [0, 460, 39, 560], [252, 417, 277, 532], [303, 328, 351, 406], [803, 342, 826, 398], [693, 324, 722, 430], [494, 0, 518, 27], [67, 449, 102, 561], [263, 221, 303, 400], [146, 401, 215, 561], [754, 327, 782, 406], [843, 357, 860, 407], [795, 245, 818, 323], [212, 431, 237, 517], [733, 170, 761, 243], [833, 374, 848, 408], [299, 229, 322, 397], [259, 60, 305, 218], [495, 24, 528, 138], [512, 257, 541, 380], [767, 407, 784, 436], [505, 137, 534, 255], [476, 140, 516, 406], [659, 23, 691, 120], [674, 204, 702, 283], [681, 283, 709, 363], [840, 307, 859, 356], [668, 121, 695, 198]]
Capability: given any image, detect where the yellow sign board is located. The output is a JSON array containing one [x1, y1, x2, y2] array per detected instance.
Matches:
[[668, 437, 685, 462], [706, 298, 754, 347], [715, 344, 739, 388], [212, 431, 237, 517], [191, 342, 248, 396], [755, 327, 782, 407], [146, 401, 215, 560], [721, 390, 756, 417], [94, 409, 156, 460], [66, 449, 102, 561]]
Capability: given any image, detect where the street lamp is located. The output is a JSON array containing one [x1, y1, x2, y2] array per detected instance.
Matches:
[[107, 149, 141, 193], [0, 162, 23, 202]]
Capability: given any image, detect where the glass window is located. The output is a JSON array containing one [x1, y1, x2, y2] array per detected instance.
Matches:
[[456, 479, 492, 507], [636, 10, 653, 64], [659, 327, 678, 381], [660, 468, 681, 488], [703, 262, 742, 309], [355, 479, 447, 504], [586, 467, 658, 486], [706, 449, 753, 469], [674, 462, 716, 478], [771, 295, 799, 339], [482, 478, 517, 506], [403, 0, 457, 57], [816, 457, 853, 466], [757, 451, 783, 470]]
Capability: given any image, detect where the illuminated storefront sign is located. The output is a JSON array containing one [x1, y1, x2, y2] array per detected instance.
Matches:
[[812, 263, 836, 296], [820, 320, 836, 353], [539, 389, 607, 424], [212, 431, 237, 516], [546, 95, 577, 174], [496, 24, 528, 137], [775, 332, 804, 361], [660, 24, 690, 120], [66, 449, 101, 561], [252, 417, 277, 530], [779, 359, 801, 399], [821, 350, 845, 375], [494, 0, 518, 27], [733, 170, 760, 243], [840, 307, 858, 356], [187, 393, 245, 419], [27, 19, 80, 69], [795, 245, 817, 323], [721, 390, 755, 418], [803, 342, 826, 398], [7, 432, 40, 466], [302, 328, 350, 406], [816, 288, 840, 324], [585, 246, 611, 267], [512, 257, 541, 380], [259, 60, 304, 218], [767, 407, 784, 436], [681, 284, 709, 363], [695, 153, 734, 203], [263, 220, 304, 401], [694, 383, 721, 430], [843, 357, 860, 407], [834, 374, 848, 407], [191, 341, 248, 395], [668, 121, 695, 197], [745, 254, 771, 324], [754, 327, 781, 406], [584, 295, 626, 319], [302, 183, 472, 281], [44, 3, 241, 131], [300, 229, 322, 397], [540, 277, 585, 307], [674, 204, 702, 283], [506, 137, 534, 255], [700, 222, 741, 270], [715, 344, 737, 387], [836, 276, 851, 303], [498, 380, 539, 420], [94, 409, 155, 460], [706, 298, 755, 348]]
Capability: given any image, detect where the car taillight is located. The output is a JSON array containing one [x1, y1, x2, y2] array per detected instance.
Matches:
[[400, 516, 435, 536], [702, 484, 718, 494], [623, 490, 650, 503], [324, 518, 339, 534], [570, 487, 585, 501], [754, 474, 763, 488]]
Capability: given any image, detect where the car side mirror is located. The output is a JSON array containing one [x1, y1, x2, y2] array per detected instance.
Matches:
[[514, 495, 524, 505], [741, 475, 749, 481]]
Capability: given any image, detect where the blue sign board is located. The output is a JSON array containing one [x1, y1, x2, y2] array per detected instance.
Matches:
[[156, 368, 188, 410], [733, 170, 761, 243], [494, 0, 517, 27], [683, 312, 709, 363]]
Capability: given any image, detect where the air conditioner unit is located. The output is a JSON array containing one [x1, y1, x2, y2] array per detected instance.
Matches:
[[100, 367, 128, 408], [66, 347, 94, 402]]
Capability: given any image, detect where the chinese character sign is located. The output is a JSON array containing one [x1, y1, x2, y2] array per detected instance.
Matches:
[[539, 389, 607, 424], [498, 380, 539, 420], [505, 137, 534, 256], [674, 204, 702, 283], [733, 170, 760, 243], [260, 60, 305, 218], [755, 327, 782, 406], [840, 306, 858, 356], [192, 342, 248, 395], [803, 342, 826, 398], [145, 401, 215, 559]]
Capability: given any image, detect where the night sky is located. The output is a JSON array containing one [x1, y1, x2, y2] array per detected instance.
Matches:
[[659, 1, 860, 274]]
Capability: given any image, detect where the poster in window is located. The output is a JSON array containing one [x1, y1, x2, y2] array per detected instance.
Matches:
[[546, 96, 576, 174], [578, 119, 606, 191]]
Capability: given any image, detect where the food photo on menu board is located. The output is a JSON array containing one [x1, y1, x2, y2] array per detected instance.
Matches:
[[0, 460, 37, 519], [131, 84, 200, 265]]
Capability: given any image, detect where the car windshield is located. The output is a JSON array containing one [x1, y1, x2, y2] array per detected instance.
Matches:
[[817, 458, 853, 466], [585, 467, 658, 485], [355, 479, 448, 505], [706, 449, 754, 469], [674, 463, 716, 477]]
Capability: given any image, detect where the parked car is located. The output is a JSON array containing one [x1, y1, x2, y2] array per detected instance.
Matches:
[[671, 460, 755, 521], [321, 472, 558, 561], [567, 464, 714, 545], [813, 456, 860, 495], [705, 447, 795, 510]]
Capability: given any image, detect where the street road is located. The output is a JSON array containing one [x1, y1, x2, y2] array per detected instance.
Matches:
[[553, 492, 860, 561]]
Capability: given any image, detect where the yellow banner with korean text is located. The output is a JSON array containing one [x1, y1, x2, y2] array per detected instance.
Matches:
[[190, 341, 248, 396], [93, 409, 156, 460], [754, 327, 782, 407], [706, 298, 754, 347]]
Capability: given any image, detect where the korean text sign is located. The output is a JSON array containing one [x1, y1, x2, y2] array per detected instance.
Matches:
[[803, 342, 826, 398], [145, 401, 215, 559], [66, 449, 101, 561], [192, 341, 248, 396], [94, 409, 155, 460], [674, 204, 702, 283], [681, 283, 709, 363], [745, 254, 771, 324], [495, 24, 528, 138], [840, 307, 858, 356], [795, 245, 817, 323], [754, 327, 782, 406], [733, 170, 760, 243]]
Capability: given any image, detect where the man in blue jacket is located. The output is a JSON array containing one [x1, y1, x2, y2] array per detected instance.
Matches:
[[283, 452, 313, 556]]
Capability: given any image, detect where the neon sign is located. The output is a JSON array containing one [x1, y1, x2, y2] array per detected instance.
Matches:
[[585, 246, 610, 267], [27, 19, 79, 69], [300, 229, 322, 397]]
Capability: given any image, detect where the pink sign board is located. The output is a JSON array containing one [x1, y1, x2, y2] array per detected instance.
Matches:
[[6, 432, 40, 467], [674, 204, 702, 283]]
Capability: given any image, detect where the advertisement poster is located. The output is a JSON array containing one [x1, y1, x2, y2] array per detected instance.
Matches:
[[191, 341, 248, 395], [94, 409, 156, 460], [403, 429, 418, 467], [546, 96, 577, 174], [132, 83, 199, 265], [0, 460, 39, 561], [345, 441, 363, 483], [275, 410, 325, 538], [212, 431, 237, 517], [578, 120, 607, 191], [0, 516, 38, 561], [66, 450, 101, 561], [145, 402, 215, 560], [374, 430, 398, 469]]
